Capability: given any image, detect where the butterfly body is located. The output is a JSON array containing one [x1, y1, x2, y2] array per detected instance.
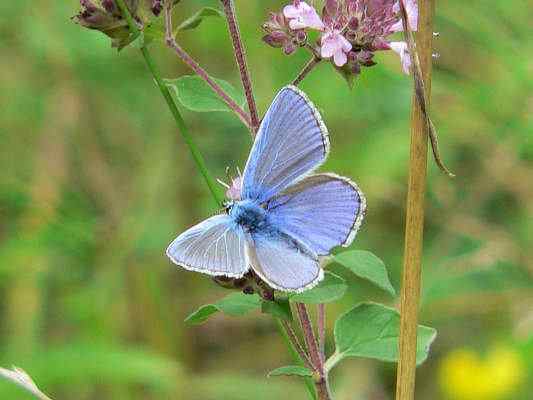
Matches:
[[228, 200, 268, 234], [167, 86, 366, 292]]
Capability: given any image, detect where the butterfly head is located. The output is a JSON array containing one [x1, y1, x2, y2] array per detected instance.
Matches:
[[222, 200, 234, 214]]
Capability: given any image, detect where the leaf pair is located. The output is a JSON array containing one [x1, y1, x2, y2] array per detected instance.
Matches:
[[269, 303, 437, 380]]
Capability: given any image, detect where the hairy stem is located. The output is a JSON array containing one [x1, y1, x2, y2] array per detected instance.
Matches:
[[315, 377, 332, 400], [395, 1, 434, 399], [292, 56, 321, 86], [296, 304, 331, 400], [163, 1, 252, 131], [221, 0, 260, 134], [295, 304, 322, 373], [281, 320, 315, 371], [116, 0, 223, 205], [276, 320, 318, 400], [317, 304, 326, 364]]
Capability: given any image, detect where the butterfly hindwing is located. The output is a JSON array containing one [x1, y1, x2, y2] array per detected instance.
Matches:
[[267, 173, 366, 256], [245, 231, 323, 293], [241, 85, 329, 203], [166, 214, 248, 278], [166, 86, 365, 293]]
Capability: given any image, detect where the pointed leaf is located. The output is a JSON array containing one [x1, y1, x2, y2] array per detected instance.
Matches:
[[268, 366, 314, 378], [327, 303, 436, 371], [291, 271, 347, 304], [334, 250, 396, 296], [165, 75, 245, 113], [185, 293, 261, 325], [176, 7, 224, 31], [261, 297, 293, 322]]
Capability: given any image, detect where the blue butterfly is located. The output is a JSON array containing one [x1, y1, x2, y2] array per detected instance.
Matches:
[[166, 86, 366, 292]]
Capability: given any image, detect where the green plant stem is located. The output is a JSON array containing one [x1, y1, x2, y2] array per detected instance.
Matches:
[[292, 55, 321, 86], [163, 1, 252, 131], [281, 320, 315, 370], [116, 0, 223, 206], [276, 319, 317, 400]]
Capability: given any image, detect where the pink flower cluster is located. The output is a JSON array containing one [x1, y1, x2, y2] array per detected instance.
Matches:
[[262, 0, 418, 76]]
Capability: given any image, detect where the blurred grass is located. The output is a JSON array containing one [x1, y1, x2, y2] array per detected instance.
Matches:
[[0, 0, 532, 399]]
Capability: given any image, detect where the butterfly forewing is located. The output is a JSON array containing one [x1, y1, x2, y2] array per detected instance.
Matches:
[[166, 214, 248, 278], [166, 86, 365, 293], [241, 86, 329, 203], [267, 173, 366, 256]]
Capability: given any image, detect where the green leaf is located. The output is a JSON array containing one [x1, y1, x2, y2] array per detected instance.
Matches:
[[268, 366, 314, 378], [144, 17, 165, 44], [165, 75, 245, 113], [334, 250, 396, 296], [176, 7, 224, 32], [291, 271, 347, 304], [185, 293, 261, 325], [261, 297, 293, 322], [129, 31, 146, 49], [327, 303, 436, 371], [334, 64, 357, 89]]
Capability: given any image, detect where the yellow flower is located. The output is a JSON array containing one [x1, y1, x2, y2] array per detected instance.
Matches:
[[438, 345, 525, 400]]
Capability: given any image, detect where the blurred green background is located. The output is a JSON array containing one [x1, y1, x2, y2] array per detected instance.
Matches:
[[1, 1, 532, 399]]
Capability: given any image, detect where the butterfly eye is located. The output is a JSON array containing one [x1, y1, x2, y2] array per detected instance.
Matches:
[[223, 200, 233, 214]]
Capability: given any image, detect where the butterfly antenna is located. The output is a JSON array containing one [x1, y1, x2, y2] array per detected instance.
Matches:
[[216, 178, 230, 189], [225, 166, 233, 182]]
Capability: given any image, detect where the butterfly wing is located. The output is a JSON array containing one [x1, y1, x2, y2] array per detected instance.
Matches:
[[267, 173, 366, 256], [246, 231, 323, 293], [166, 214, 248, 278], [241, 85, 329, 203]]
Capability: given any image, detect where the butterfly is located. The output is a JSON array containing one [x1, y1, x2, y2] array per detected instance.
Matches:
[[166, 85, 366, 292]]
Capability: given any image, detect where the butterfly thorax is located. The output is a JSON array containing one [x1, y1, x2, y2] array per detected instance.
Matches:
[[228, 199, 268, 233]]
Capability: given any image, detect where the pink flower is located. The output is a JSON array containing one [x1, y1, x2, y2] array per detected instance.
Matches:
[[391, 0, 418, 32], [283, 1, 325, 31], [389, 41, 411, 74], [321, 28, 352, 67], [226, 177, 242, 201]]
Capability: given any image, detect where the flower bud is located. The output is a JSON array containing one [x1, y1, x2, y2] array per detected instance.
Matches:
[[295, 30, 307, 46], [151, 0, 163, 16], [283, 41, 297, 55], [347, 50, 358, 63], [324, 0, 340, 17], [101, 0, 118, 15], [357, 50, 376, 66], [262, 32, 287, 48], [243, 286, 255, 295], [260, 288, 274, 301], [348, 16, 359, 30], [75, 1, 116, 30], [351, 61, 361, 75], [344, 30, 357, 43], [371, 37, 390, 51]]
